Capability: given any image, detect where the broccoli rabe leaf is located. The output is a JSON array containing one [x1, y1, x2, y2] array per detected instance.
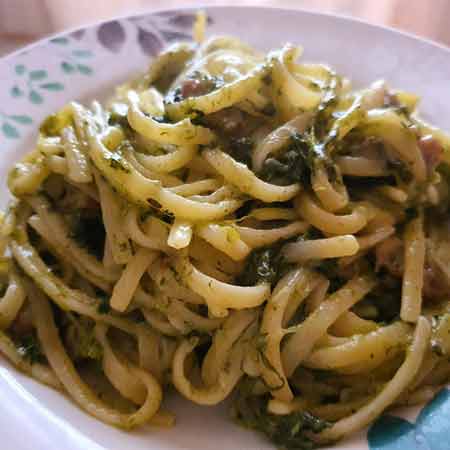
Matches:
[[260, 133, 318, 186], [238, 241, 290, 287], [232, 381, 329, 450], [259, 75, 346, 187], [313, 83, 339, 140]]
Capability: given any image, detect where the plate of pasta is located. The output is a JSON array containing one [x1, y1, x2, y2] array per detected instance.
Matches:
[[1, 6, 450, 450]]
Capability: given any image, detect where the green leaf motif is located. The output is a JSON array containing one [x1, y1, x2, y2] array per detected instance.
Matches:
[[72, 49, 93, 58], [61, 61, 75, 73], [10, 86, 23, 98], [2, 123, 20, 139], [15, 64, 26, 75], [29, 70, 47, 81], [9, 115, 33, 124], [40, 82, 64, 91], [77, 64, 93, 75], [29, 90, 43, 104], [51, 37, 69, 45]]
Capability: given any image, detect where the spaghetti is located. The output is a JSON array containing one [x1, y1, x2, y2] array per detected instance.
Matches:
[[1, 13, 450, 449]]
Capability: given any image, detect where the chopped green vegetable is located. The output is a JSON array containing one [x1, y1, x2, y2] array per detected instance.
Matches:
[[312, 73, 340, 140], [65, 314, 103, 361], [105, 150, 131, 173], [232, 379, 329, 450], [260, 133, 318, 186], [146, 199, 175, 223], [238, 241, 290, 286], [188, 108, 206, 125]]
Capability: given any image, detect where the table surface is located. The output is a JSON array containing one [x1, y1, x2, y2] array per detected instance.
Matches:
[[0, 0, 449, 57]]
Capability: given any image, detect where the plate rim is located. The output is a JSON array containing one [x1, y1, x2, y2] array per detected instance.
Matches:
[[1, 3, 449, 64]]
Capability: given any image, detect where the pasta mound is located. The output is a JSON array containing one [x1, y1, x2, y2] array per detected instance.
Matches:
[[1, 14, 450, 449]]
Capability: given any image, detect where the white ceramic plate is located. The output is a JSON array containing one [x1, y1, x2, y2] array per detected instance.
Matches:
[[1, 6, 450, 450]]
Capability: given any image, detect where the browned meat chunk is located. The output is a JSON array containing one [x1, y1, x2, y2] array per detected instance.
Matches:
[[375, 236, 404, 277], [180, 78, 211, 98]]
